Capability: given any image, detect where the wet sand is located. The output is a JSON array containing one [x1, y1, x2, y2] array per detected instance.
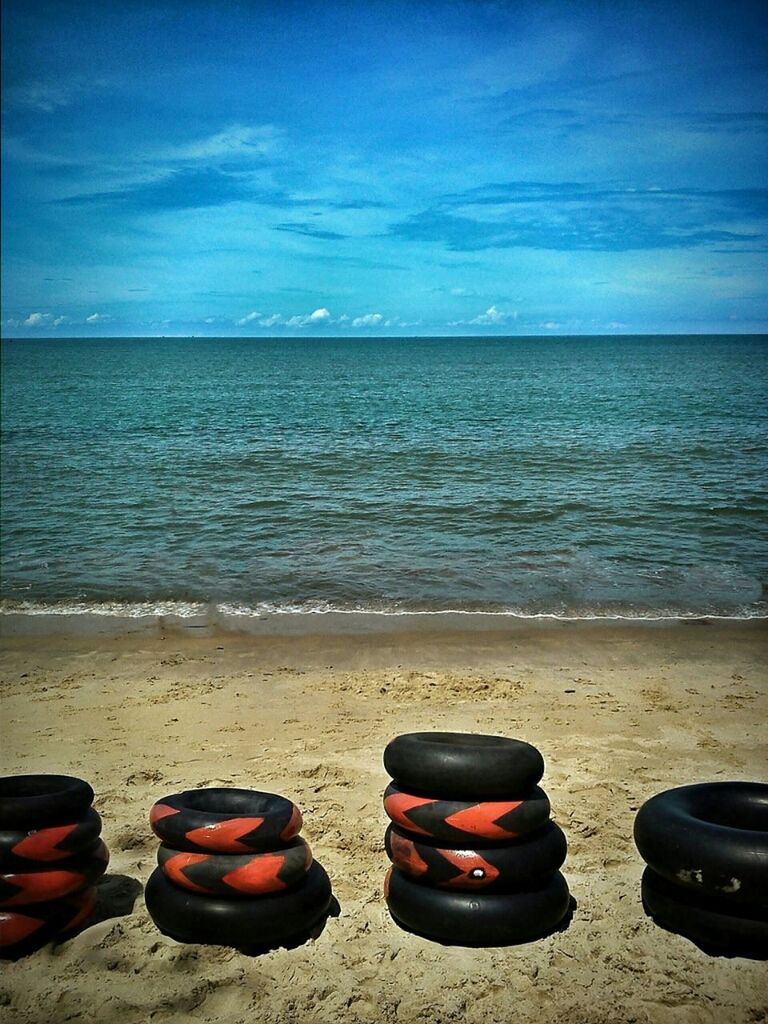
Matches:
[[1, 619, 766, 1023]]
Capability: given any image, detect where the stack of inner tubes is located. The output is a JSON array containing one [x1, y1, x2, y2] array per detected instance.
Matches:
[[0, 774, 109, 960], [383, 732, 571, 946], [634, 781, 768, 957], [146, 787, 333, 952]]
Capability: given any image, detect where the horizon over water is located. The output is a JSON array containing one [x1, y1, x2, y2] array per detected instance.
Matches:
[[1, 334, 767, 626]]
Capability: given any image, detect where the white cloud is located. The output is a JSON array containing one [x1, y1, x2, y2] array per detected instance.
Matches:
[[469, 305, 518, 325], [160, 124, 282, 162], [23, 312, 52, 327], [86, 313, 111, 323], [260, 313, 283, 328], [5, 82, 72, 113], [351, 312, 383, 328], [286, 308, 333, 328], [236, 311, 262, 326], [541, 321, 562, 330], [53, 316, 69, 327]]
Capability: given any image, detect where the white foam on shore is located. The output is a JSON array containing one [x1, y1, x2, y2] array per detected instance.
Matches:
[[1, 598, 766, 623]]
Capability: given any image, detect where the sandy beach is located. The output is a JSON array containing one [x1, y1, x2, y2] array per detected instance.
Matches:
[[0, 618, 766, 1023]]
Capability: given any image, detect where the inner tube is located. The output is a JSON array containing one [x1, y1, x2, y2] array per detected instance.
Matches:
[[0, 809, 103, 870], [0, 887, 97, 960], [383, 782, 550, 843], [384, 732, 544, 799], [385, 866, 571, 946], [385, 821, 567, 891], [0, 840, 109, 907], [641, 867, 768, 957], [145, 860, 333, 950], [157, 837, 312, 897], [634, 782, 768, 904], [149, 789, 302, 854], [0, 776, 94, 829]]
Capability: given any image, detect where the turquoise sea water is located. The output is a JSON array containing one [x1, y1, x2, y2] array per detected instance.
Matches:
[[1, 335, 767, 620]]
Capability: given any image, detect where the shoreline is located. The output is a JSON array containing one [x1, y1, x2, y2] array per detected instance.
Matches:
[[2, 606, 767, 642]]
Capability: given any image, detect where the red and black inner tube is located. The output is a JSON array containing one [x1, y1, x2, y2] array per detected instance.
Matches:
[[383, 782, 550, 843], [157, 836, 313, 897], [0, 840, 109, 908], [385, 821, 567, 891], [0, 886, 98, 960], [149, 789, 302, 854], [0, 775, 94, 830], [0, 808, 103, 870]]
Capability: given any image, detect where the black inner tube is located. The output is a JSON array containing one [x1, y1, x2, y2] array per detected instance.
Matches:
[[634, 782, 768, 904], [0, 775, 94, 828]]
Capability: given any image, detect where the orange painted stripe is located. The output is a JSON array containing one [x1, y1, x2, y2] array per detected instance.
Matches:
[[383, 792, 435, 836], [279, 805, 303, 841], [185, 817, 265, 852], [0, 911, 45, 947], [221, 852, 287, 894], [443, 801, 522, 840], [12, 824, 79, 862], [162, 852, 212, 894], [388, 831, 429, 877]]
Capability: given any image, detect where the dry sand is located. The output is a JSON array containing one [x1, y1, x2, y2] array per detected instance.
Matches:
[[0, 619, 766, 1024]]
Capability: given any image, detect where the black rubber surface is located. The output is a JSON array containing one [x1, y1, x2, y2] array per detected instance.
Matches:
[[384, 732, 544, 799], [385, 821, 567, 891], [0, 776, 94, 829], [385, 866, 571, 946], [641, 867, 768, 958], [145, 860, 333, 950], [634, 782, 768, 905]]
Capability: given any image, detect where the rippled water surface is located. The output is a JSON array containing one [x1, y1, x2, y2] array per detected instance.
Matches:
[[2, 335, 767, 617]]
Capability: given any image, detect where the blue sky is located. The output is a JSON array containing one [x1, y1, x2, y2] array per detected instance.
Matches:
[[2, 0, 767, 336]]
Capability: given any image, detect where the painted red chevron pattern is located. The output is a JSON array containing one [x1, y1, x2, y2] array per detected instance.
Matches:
[[12, 824, 86, 862], [0, 886, 97, 952], [160, 840, 313, 895], [387, 830, 501, 888], [438, 849, 501, 888], [221, 852, 292, 894], [161, 852, 211, 894], [0, 841, 108, 907], [443, 802, 523, 841], [149, 803, 179, 828], [388, 829, 429, 878], [0, 910, 45, 947], [185, 818, 266, 852], [383, 791, 436, 837], [279, 804, 303, 841]]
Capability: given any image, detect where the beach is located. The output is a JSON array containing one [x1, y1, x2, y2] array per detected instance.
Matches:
[[1, 617, 766, 1024]]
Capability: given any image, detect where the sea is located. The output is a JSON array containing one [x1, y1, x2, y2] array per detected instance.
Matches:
[[1, 335, 767, 627]]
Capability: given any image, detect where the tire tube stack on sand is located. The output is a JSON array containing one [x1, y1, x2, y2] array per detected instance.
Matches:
[[146, 788, 333, 952], [634, 781, 768, 956], [382, 732, 571, 946], [0, 775, 108, 959]]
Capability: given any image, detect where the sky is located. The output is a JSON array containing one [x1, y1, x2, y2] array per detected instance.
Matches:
[[2, 0, 767, 337]]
